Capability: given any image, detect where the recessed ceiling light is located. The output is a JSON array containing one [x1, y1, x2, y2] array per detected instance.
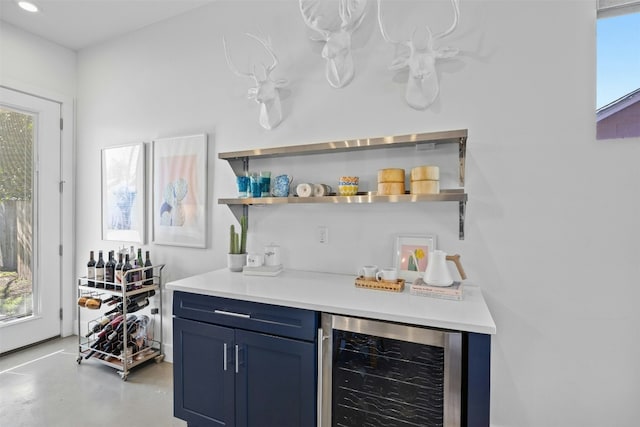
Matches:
[[18, 1, 39, 13]]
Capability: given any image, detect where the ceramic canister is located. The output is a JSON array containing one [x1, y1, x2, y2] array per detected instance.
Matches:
[[264, 243, 281, 266]]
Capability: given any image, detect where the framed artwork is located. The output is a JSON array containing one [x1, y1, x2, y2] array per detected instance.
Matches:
[[101, 143, 145, 243], [152, 134, 207, 248], [394, 234, 437, 283]]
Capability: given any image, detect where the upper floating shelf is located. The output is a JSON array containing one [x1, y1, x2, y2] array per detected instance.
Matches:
[[218, 129, 467, 161]]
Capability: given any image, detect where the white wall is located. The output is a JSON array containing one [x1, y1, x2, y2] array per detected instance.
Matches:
[[75, 1, 640, 426], [0, 23, 77, 337]]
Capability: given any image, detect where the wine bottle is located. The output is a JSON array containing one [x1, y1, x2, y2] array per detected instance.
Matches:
[[129, 289, 155, 305], [103, 295, 118, 306], [109, 315, 137, 342], [85, 314, 116, 337], [144, 251, 153, 286], [95, 250, 105, 289], [122, 254, 133, 290], [135, 248, 144, 283], [87, 251, 96, 287], [105, 251, 115, 290], [84, 315, 124, 359], [104, 297, 150, 316], [104, 289, 154, 308], [115, 252, 124, 290]]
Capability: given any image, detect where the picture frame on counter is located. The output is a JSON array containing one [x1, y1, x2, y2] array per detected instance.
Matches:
[[152, 134, 207, 248], [394, 234, 437, 283], [101, 142, 146, 243]]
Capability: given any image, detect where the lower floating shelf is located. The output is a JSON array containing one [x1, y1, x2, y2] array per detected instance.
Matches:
[[218, 189, 466, 205], [219, 189, 468, 239]]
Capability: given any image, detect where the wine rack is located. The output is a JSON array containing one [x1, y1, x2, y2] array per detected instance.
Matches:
[[75, 264, 165, 381]]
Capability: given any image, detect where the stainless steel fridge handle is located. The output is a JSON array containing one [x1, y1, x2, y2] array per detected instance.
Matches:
[[317, 328, 325, 427]]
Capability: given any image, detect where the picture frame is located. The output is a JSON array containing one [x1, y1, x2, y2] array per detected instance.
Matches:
[[152, 134, 207, 248], [394, 234, 437, 283], [101, 142, 146, 243]]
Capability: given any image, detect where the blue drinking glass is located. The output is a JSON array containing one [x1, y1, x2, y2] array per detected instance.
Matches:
[[236, 175, 249, 198], [249, 174, 261, 198]]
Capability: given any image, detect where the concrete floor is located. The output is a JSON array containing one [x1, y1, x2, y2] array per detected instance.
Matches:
[[0, 335, 187, 427]]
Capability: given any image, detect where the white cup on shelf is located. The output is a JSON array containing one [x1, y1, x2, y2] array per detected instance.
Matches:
[[358, 265, 378, 280], [376, 267, 398, 283]]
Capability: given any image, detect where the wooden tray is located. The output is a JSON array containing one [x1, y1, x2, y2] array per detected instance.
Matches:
[[355, 276, 405, 292]]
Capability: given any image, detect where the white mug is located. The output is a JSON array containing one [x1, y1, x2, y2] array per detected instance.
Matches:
[[264, 244, 281, 267], [358, 265, 378, 280], [376, 267, 398, 283], [313, 183, 332, 197], [246, 253, 264, 267]]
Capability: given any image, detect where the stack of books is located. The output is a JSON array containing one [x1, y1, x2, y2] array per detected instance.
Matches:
[[242, 264, 283, 276], [410, 278, 464, 301]]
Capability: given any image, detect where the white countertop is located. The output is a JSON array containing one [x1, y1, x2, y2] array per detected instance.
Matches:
[[166, 268, 496, 335]]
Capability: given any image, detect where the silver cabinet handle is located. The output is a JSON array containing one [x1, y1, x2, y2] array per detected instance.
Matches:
[[223, 343, 227, 371], [214, 309, 250, 319], [235, 345, 239, 373]]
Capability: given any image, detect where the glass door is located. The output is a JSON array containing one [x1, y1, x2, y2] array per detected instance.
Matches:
[[0, 87, 61, 353], [321, 314, 461, 427]]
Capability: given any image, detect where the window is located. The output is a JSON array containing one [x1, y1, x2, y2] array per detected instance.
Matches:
[[596, 1, 640, 140]]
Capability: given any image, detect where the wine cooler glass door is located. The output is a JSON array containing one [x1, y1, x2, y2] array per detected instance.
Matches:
[[321, 314, 461, 427]]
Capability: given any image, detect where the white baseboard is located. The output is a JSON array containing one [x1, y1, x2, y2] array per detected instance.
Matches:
[[163, 343, 173, 363]]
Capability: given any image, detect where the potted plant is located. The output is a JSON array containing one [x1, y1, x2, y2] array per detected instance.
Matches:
[[228, 215, 248, 272]]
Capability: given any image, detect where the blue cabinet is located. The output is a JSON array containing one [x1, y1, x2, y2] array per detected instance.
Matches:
[[173, 291, 318, 427], [236, 330, 316, 426], [173, 317, 235, 426]]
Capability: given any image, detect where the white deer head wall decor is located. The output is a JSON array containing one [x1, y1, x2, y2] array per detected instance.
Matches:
[[222, 33, 288, 130], [377, 0, 460, 110], [300, 0, 368, 88]]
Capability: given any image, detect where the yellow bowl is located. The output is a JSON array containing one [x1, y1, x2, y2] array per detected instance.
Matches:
[[339, 176, 359, 185], [338, 185, 358, 196]]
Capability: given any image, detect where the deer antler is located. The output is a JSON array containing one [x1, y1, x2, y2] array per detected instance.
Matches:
[[377, 0, 408, 46], [222, 36, 256, 81], [433, 0, 460, 41], [244, 33, 279, 75], [299, 0, 331, 40], [378, 0, 459, 46], [339, 0, 367, 32]]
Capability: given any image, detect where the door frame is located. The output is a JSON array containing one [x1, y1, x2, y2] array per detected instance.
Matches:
[[1, 80, 75, 340]]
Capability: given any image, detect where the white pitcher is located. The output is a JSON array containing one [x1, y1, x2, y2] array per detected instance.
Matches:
[[423, 250, 467, 286]]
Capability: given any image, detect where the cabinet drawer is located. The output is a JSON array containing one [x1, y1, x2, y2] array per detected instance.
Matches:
[[173, 291, 318, 342]]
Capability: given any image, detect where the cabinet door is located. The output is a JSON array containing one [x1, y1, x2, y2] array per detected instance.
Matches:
[[173, 317, 236, 427], [235, 330, 316, 427]]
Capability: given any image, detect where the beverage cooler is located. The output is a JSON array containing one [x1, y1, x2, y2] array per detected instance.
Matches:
[[320, 313, 462, 427]]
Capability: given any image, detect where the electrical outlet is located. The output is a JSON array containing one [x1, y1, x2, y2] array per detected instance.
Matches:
[[318, 226, 329, 244]]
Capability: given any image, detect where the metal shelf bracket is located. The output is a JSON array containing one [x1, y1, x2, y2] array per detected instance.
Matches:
[[459, 200, 466, 240]]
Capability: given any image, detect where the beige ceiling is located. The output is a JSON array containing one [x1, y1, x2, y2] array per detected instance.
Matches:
[[0, 0, 216, 51]]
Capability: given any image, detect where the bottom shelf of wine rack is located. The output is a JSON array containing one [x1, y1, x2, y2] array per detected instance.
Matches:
[[78, 341, 163, 372]]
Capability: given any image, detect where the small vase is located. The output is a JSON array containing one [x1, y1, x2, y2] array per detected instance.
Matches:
[[227, 253, 247, 272]]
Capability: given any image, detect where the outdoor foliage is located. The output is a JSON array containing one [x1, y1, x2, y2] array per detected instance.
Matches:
[[0, 109, 33, 201]]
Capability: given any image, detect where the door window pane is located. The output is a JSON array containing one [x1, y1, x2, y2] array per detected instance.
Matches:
[[0, 107, 34, 321]]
